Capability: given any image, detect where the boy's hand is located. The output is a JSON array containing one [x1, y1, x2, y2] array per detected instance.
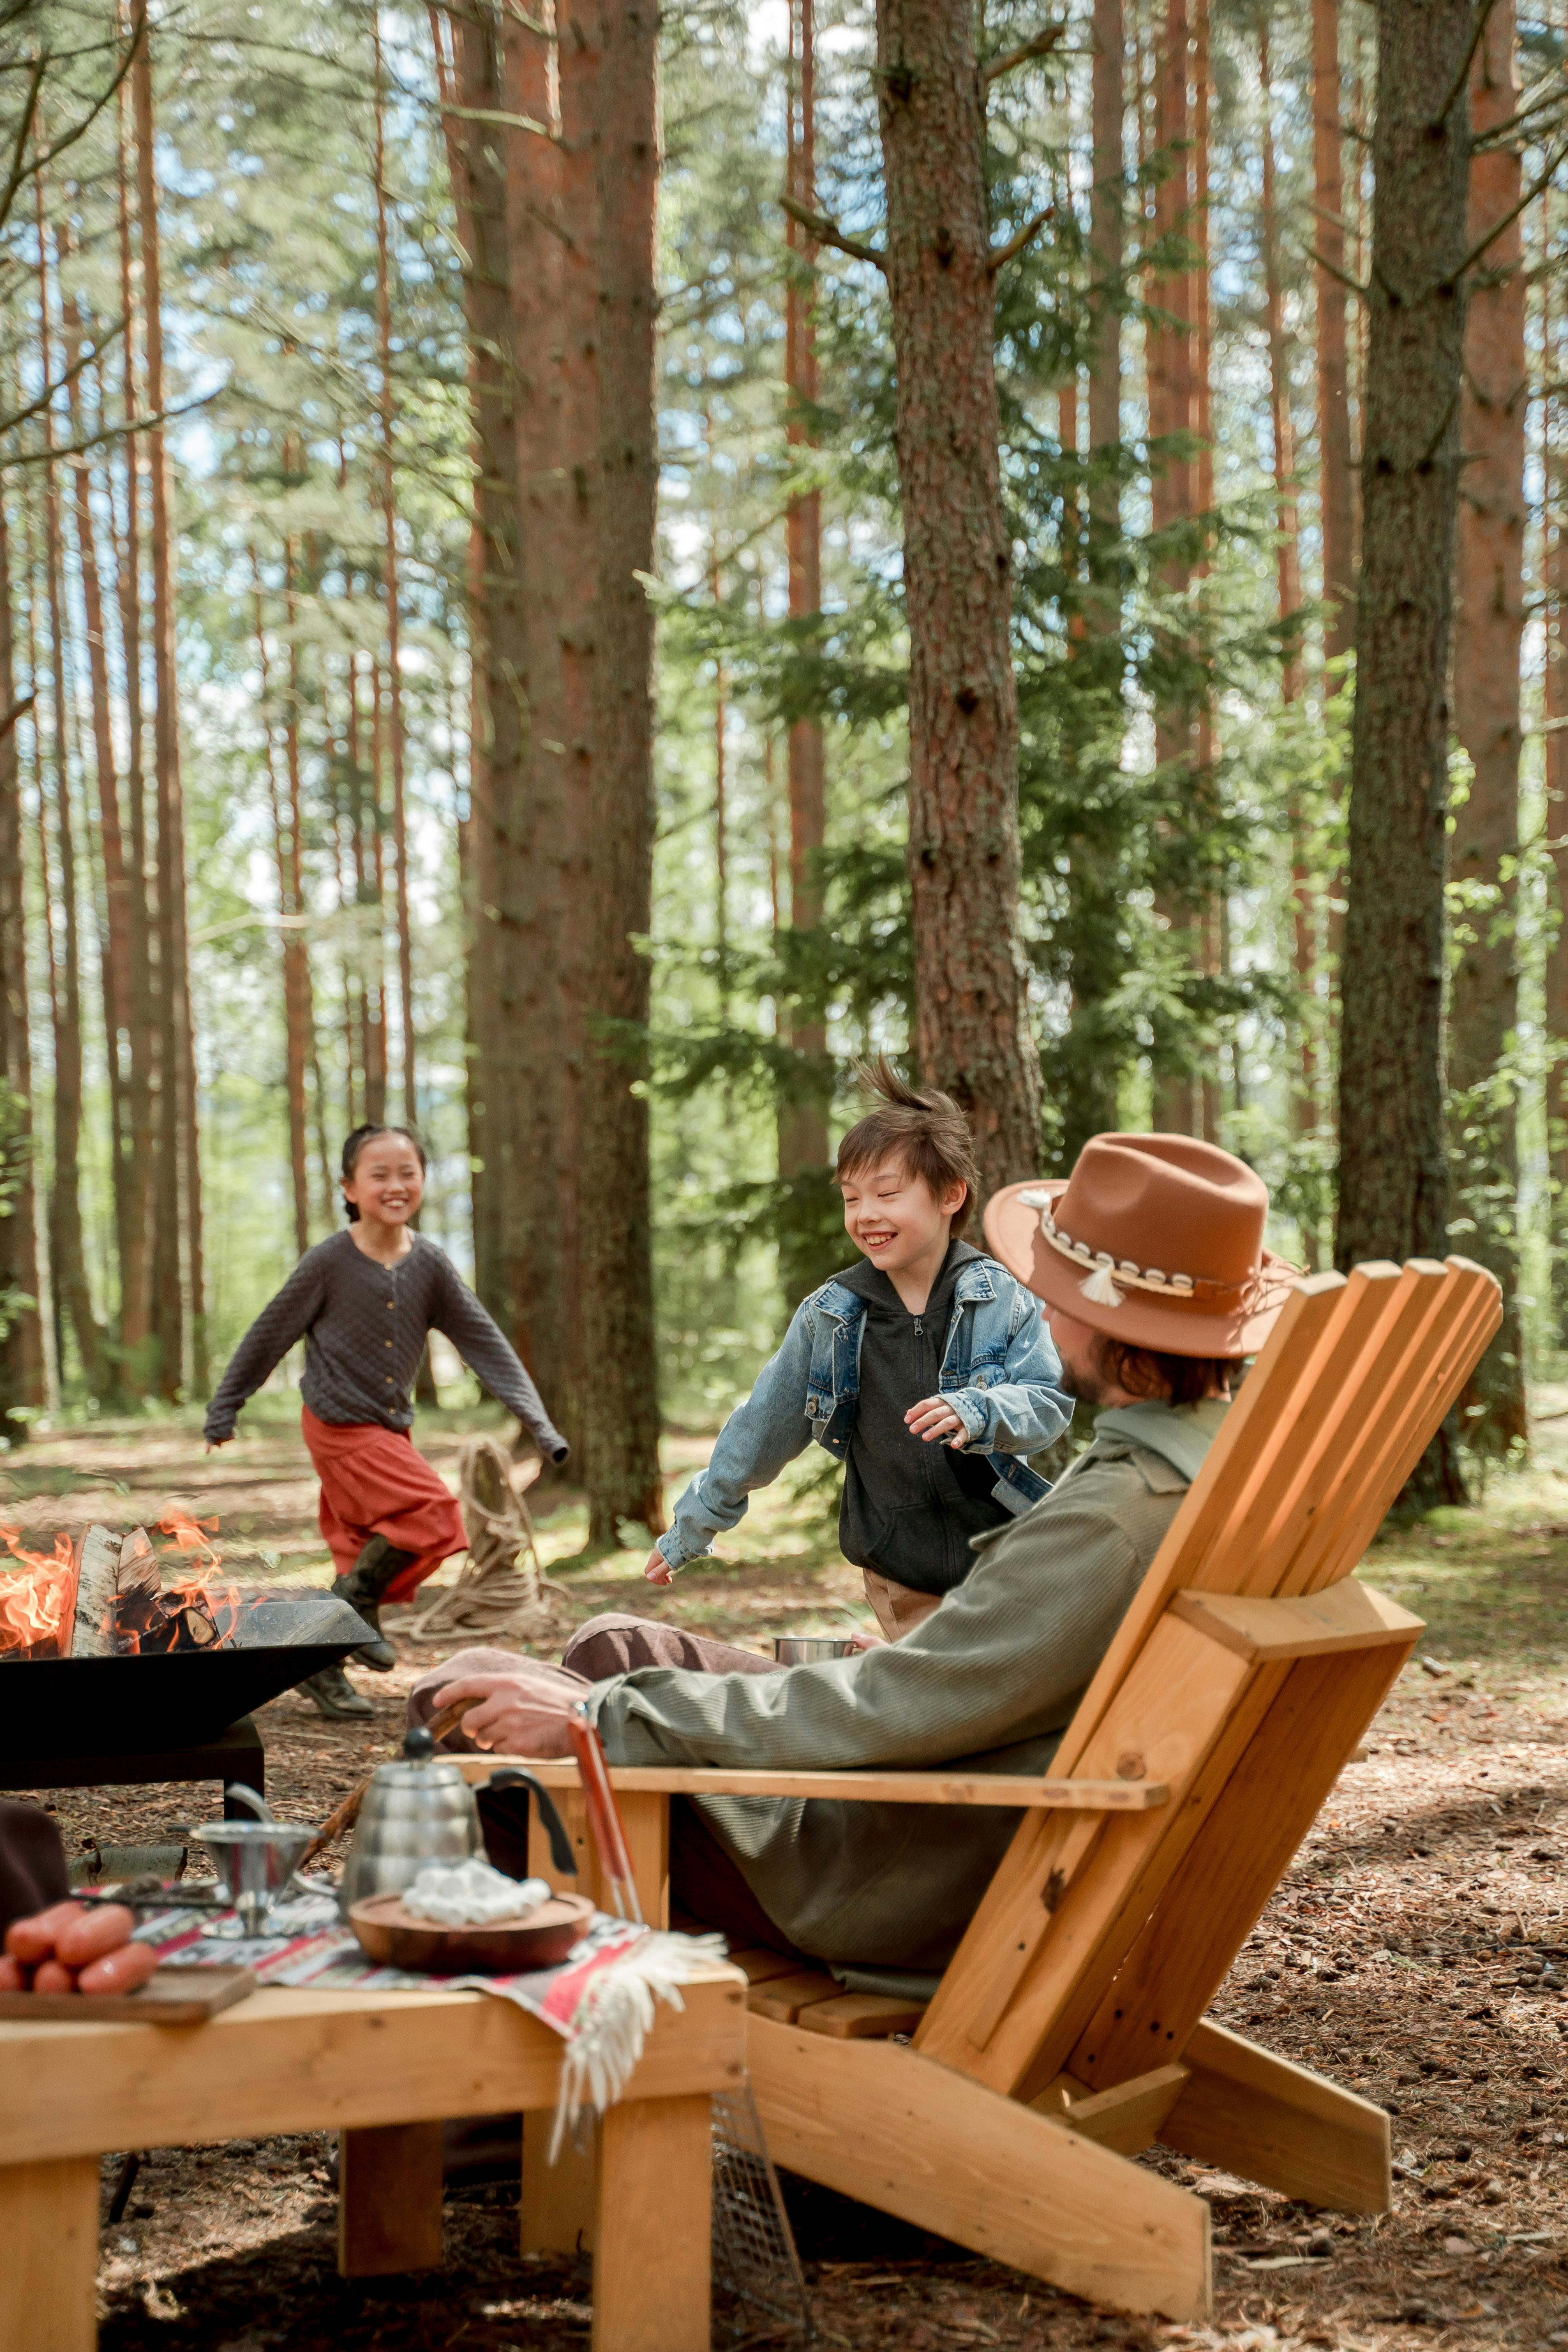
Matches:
[[905, 1395, 966, 1446], [642, 1547, 674, 1586]]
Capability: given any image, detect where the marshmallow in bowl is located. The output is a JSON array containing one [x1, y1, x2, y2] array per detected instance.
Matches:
[[400, 1858, 552, 1925]]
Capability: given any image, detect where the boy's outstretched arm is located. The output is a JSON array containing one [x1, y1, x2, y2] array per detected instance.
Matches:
[[643, 1300, 821, 1582]]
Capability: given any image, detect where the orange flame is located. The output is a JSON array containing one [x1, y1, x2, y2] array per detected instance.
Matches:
[[158, 1510, 221, 1565], [0, 1527, 74, 1656], [163, 1562, 242, 1642]]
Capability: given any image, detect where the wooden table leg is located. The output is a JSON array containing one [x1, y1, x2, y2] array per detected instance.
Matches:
[[338, 2121, 444, 2277], [592, 2094, 711, 2352], [521, 2110, 596, 2255], [0, 2154, 99, 2352]]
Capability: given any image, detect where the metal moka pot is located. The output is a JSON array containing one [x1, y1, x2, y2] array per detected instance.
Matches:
[[337, 1726, 576, 1918]]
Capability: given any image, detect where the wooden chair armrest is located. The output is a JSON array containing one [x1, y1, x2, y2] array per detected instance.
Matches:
[[453, 1758, 1168, 1810]]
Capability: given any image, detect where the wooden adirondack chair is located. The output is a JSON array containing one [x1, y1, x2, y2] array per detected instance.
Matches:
[[466, 1253, 1500, 2323]]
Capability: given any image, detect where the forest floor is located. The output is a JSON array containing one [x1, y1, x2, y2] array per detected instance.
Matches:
[[0, 1396, 1565, 2352]]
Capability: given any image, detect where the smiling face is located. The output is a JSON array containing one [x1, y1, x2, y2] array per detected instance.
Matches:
[[839, 1155, 967, 1277], [343, 1134, 425, 1228]]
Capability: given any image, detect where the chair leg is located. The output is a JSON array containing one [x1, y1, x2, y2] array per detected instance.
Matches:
[[1161, 2020, 1391, 2213], [592, 2093, 712, 2352], [748, 2017, 1211, 2322], [0, 2154, 99, 2352]]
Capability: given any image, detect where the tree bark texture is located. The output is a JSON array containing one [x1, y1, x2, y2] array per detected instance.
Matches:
[[0, 497, 42, 1437], [35, 216, 108, 1402], [1313, 0, 1355, 669], [58, 269, 133, 1330], [779, 0, 830, 1200], [1335, 0, 1471, 1364], [445, 1, 554, 1425], [1448, 0, 1526, 1456], [134, 25, 200, 1400], [114, 79, 155, 1387], [374, 19, 418, 1134], [874, 0, 1041, 1194], [578, 0, 665, 1541], [1088, 0, 1123, 560]]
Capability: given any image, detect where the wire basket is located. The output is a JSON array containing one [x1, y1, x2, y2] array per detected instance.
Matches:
[[711, 2079, 813, 2341]]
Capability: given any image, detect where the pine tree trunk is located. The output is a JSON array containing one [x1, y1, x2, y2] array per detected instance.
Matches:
[[365, 659, 388, 1124], [0, 496, 42, 1438], [1313, 0, 1355, 668], [579, 0, 664, 1542], [779, 0, 830, 1215], [1335, 0, 1473, 1499], [252, 557, 311, 1257], [35, 211, 108, 1401], [373, 17, 418, 1132], [1261, 25, 1316, 1171], [58, 268, 133, 1354], [1543, 233, 1568, 1331], [874, 0, 1040, 1192], [538, 0, 589, 1449], [1149, 0, 1196, 1138], [1088, 0, 1123, 556], [114, 72, 154, 1389], [134, 24, 196, 1400], [1448, 0, 1526, 1457], [439, 0, 527, 1364]]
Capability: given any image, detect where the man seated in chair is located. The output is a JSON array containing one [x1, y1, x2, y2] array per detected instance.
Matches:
[[415, 1134, 1296, 1973]]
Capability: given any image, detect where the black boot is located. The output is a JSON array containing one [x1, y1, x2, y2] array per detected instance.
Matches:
[[340, 1535, 418, 1672], [299, 1664, 374, 1721]]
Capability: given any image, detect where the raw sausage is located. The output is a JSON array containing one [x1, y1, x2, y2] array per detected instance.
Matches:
[[31, 1958, 77, 1994], [77, 1941, 158, 1996], [55, 1904, 136, 1968], [4, 1899, 85, 1965], [0, 1955, 28, 1992]]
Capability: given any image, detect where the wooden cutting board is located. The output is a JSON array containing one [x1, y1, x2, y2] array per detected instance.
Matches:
[[0, 1964, 255, 2023]]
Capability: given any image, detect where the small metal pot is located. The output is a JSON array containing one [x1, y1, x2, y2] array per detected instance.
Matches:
[[772, 1634, 858, 1665], [338, 1728, 575, 1919]]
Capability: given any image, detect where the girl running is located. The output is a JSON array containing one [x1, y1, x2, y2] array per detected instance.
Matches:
[[204, 1124, 567, 1718]]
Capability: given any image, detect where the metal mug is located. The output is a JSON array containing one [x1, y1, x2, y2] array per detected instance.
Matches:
[[772, 1634, 858, 1664], [338, 1727, 575, 1918]]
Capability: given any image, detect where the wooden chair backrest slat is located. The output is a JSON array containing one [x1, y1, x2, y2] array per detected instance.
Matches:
[[913, 1254, 1500, 2102], [1282, 1264, 1499, 1598]]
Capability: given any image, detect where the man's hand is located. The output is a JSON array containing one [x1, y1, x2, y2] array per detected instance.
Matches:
[[905, 1394, 966, 1446], [430, 1660, 589, 1757], [642, 1546, 674, 1586], [847, 1627, 886, 1651]]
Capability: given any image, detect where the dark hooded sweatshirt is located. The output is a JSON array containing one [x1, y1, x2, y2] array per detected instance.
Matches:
[[834, 1239, 1013, 1596]]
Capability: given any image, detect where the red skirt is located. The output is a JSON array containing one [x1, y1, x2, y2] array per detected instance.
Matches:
[[300, 1407, 466, 1601]]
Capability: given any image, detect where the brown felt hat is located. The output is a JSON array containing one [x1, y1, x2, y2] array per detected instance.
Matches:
[[985, 1133, 1301, 1358]]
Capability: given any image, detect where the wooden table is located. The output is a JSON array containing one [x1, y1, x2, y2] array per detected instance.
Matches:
[[0, 1962, 747, 2352]]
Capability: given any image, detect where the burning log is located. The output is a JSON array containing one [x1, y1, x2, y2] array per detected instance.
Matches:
[[70, 1526, 123, 1659]]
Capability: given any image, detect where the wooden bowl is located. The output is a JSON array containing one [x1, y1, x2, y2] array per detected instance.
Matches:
[[348, 1890, 594, 1974]]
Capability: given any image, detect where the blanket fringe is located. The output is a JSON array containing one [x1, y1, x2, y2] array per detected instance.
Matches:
[[551, 1929, 729, 2160]]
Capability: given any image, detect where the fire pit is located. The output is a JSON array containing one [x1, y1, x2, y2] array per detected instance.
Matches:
[[0, 1518, 373, 1761]]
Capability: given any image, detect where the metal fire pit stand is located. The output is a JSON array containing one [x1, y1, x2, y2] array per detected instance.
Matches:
[[0, 1714, 264, 1819]]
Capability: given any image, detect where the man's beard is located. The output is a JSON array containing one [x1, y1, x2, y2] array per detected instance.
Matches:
[[1058, 1359, 1112, 1408]]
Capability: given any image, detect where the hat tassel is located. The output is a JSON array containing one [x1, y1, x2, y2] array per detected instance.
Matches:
[[1079, 1261, 1125, 1309]]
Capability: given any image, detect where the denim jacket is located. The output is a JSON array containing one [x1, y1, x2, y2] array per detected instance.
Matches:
[[656, 1255, 1072, 1572]]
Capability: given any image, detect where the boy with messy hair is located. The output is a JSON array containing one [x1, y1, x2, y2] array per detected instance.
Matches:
[[643, 1060, 1070, 1639]]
